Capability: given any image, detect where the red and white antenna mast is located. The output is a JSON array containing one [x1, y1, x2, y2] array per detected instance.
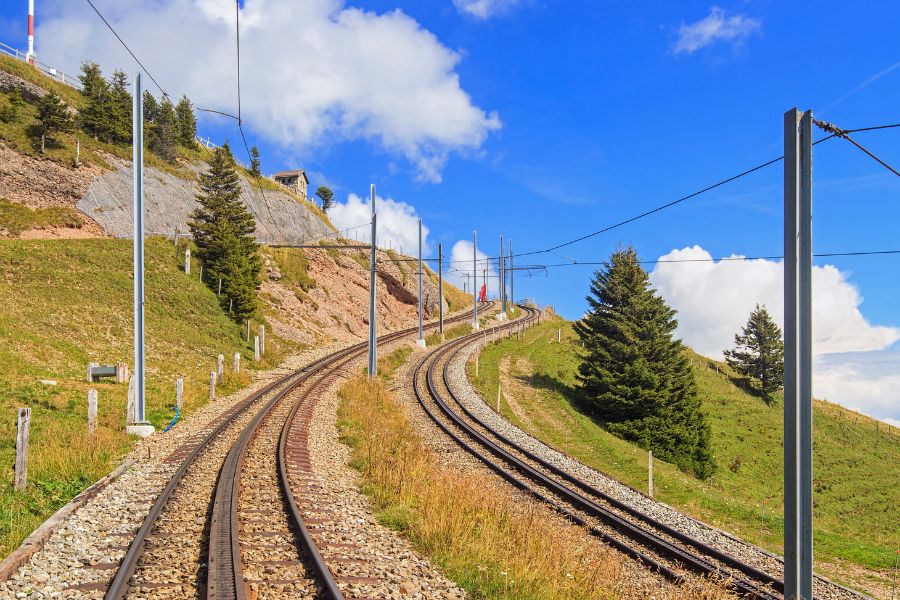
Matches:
[[26, 0, 35, 63]]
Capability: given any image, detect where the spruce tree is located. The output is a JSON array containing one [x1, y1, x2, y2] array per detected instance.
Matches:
[[108, 70, 132, 144], [575, 247, 715, 479], [142, 91, 160, 150], [315, 185, 334, 212], [174, 95, 197, 147], [78, 62, 111, 140], [0, 89, 26, 123], [35, 91, 74, 147], [724, 304, 784, 402], [249, 146, 262, 178], [189, 143, 262, 320], [151, 98, 178, 163]]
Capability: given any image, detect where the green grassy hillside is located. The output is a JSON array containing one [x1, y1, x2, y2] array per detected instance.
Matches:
[[470, 317, 898, 597], [0, 238, 294, 557]]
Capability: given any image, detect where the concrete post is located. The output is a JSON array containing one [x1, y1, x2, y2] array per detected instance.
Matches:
[[126, 375, 136, 425], [233, 352, 241, 374], [88, 389, 98, 435], [217, 354, 224, 380], [176, 378, 184, 412], [209, 372, 217, 400], [259, 325, 265, 355], [14, 408, 30, 491], [254, 336, 260, 362], [184, 247, 191, 275]]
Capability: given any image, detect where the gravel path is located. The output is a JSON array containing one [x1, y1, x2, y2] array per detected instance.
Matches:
[[446, 333, 868, 600], [0, 342, 345, 600]]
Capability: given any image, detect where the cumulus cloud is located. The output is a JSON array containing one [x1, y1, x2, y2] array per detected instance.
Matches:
[[445, 240, 498, 296], [328, 192, 428, 256], [814, 351, 900, 425], [453, 0, 522, 20], [649, 245, 900, 424], [672, 6, 761, 55], [37, 0, 500, 182], [649, 246, 900, 359]]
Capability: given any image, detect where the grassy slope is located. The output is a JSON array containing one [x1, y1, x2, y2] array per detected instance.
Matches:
[[470, 317, 899, 594], [0, 238, 294, 557]]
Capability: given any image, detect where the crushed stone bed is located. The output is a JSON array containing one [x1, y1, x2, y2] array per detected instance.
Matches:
[[447, 334, 866, 600], [0, 342, 345, 600]]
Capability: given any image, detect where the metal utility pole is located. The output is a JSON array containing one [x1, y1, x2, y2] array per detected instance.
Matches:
[[509, 239, 514, 311], [483, 268, 487, 300], [499, 235, 506, 319], [784, 107, 813, 600], [472, 231, 479, 329], [368, 185, 377, 378], [438, 243, 444, 335], [417, 218, 425, 347], [127, 73, 152, 437]]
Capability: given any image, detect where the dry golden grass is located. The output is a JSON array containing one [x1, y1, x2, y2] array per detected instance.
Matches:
[[337, 375, 735, 599]]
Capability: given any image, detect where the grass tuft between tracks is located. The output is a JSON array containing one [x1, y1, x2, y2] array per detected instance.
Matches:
[[337, 373, 733, 599]]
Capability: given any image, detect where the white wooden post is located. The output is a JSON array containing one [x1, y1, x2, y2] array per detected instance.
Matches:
[[209, 372, 217, 400], [233, 352, 240, 374], [217, 354, 224, 380], [184, 247, 191, 275], [648, 450, 654, 498], [558, 328, 561, 343], [15, 408, 30, 491], [259, 325, 266, 355], [475, 355, 479, 378], [175, 378, 184, 412], [254, 336, 260, 362], [246, 319, 250, 342], [497, 382, 501, 413], [88, 389, 98, 435]]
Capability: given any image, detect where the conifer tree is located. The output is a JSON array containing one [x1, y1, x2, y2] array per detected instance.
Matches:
[[315, 185, 334, 212], [174, 95, 197, 147], [108, 70, 132, 144], [575, 247, 715, 479], [78, 62, 111, 140], [249, 146, 262, 178], [0, 89, 25, 123], [189, 143, 262, 320], [142, 91, 160, 149], [35, 91, 74, 148], [724, 304, 784, 401], [151, 98, 178, 163]]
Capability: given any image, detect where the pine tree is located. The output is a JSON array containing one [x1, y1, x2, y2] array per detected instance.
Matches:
[[0, 89, 26, 123], [724, 304, 785, 402], [108, 70, 132, 144], [174, 95, 197, 147], [142, 91, 160, 150], [188, 143, 262, 320], [315, 185, 334, 212], [78, 62, 112, 140], [151, 97, 178, 163], [35, 91, 74, 148], [574, 247, 715, 479], [249, 146, 261, 178]]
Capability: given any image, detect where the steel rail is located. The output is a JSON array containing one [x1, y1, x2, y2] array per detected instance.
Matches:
[[439, 316, 786, 595], [209, 302, 488, 599], [106, 302, 491, 600], [414, 308, 781, 599]]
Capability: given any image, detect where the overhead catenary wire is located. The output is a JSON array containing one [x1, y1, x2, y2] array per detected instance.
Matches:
[[814, 119, 900, 177]]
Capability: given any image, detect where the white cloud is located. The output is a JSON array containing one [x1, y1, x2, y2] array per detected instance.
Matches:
[[446, 240, 498, 297], [453, 0, 522, 20], [649, 246, 900, 423], [328, 192, 429, 257], [37, 0, 500, 182], [649, 246, 900, 359], [814, 351, 900, 425], [672, 7, 761, 55]]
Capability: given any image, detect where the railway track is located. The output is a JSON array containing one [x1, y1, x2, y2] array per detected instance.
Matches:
[[413, 305, 796, 600], [100, 302, 490, 600]]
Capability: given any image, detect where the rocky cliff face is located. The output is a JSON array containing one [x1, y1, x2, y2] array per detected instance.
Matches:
[[78, 156, 331, 245]]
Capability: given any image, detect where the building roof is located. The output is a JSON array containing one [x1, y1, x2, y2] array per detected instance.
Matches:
[[273, 169, 308, 182]]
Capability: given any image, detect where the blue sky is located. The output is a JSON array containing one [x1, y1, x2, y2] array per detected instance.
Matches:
[[1, 0, 898, 421]]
